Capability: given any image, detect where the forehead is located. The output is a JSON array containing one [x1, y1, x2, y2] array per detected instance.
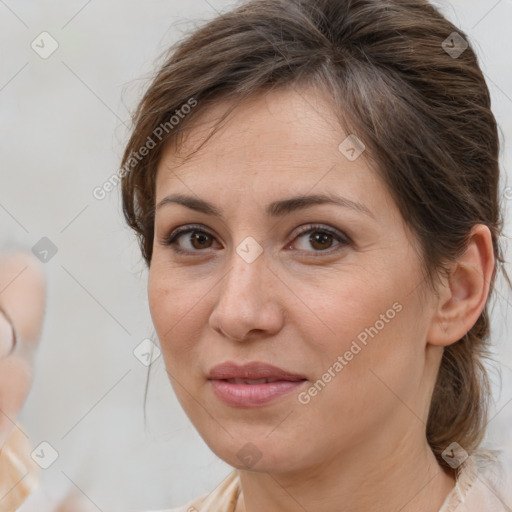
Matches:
[[156, 85, 379, 194], [152, 86, 413, 249]]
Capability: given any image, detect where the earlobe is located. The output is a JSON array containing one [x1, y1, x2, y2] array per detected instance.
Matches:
[[427, 225, 495, 347]]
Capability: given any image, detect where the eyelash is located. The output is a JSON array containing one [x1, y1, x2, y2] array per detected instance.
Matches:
[[161, 223, 351, 257]]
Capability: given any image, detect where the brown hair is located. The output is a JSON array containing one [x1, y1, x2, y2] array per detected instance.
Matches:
[[121, 0, 506, 468]]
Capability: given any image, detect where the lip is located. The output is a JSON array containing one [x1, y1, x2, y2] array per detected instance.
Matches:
[[208, 361, 307, 407]]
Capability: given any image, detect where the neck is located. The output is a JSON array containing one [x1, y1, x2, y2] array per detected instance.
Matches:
[[235, 432, 456, 512]]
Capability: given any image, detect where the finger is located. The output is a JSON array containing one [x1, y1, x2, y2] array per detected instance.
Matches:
[[0, 306, 16, 359]]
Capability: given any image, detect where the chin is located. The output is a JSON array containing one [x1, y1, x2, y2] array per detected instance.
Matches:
[[198, 425, 308, 473]]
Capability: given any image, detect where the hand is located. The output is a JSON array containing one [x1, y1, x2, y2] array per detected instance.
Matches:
[[0, 251, 46, 512], [0, 251, 46, 447]]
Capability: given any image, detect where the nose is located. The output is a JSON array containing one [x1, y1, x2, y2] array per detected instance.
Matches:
[[208, 248, 285, 342]]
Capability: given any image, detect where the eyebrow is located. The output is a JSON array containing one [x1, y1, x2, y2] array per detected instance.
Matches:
[[156, 192, 374, 219]]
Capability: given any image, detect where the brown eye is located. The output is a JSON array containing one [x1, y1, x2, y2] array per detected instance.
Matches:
[[163, 224, 220, 254], [163, 223, 350, 256], [291, 224, 350, 254], [189, 231, 213, 250], [309, 231, 334, 251]]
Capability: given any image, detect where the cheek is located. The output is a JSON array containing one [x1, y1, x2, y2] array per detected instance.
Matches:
[[148, 262, 220, 431], [306, 260, 428, 389], [148, 262, 207, 369], [312, 273, 430, 423], [300, 269, 405, 353]]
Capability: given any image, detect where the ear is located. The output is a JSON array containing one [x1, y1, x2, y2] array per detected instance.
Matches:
[[427, 225, 495, 347]]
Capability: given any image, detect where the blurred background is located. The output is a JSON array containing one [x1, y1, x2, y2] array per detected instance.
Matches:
[[0, 0, 511, 510]]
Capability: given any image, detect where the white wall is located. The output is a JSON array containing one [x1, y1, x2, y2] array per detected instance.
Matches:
[[0, 1, 511, 510]]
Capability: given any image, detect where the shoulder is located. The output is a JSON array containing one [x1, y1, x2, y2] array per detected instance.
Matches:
[[439, 448, 512, 511], [147, 470, 240, 512]]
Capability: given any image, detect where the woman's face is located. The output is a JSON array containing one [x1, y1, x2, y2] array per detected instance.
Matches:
[[149, 85, 442, 474]]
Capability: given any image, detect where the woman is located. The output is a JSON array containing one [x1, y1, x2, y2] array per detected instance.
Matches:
[[121, 0, 512, 510]]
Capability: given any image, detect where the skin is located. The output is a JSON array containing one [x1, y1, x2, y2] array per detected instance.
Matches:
[[149, 85, 494, 512], [0, 252, 46, 511], [0, 251, 46, 448], [0, 256, 94, 512]]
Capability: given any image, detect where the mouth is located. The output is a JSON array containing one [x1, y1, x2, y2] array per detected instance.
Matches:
[[222, 378, 293, 384], [208, 362, 307, 407]]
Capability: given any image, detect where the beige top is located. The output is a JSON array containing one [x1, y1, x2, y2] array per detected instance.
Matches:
[[156, 449, 512, 512]]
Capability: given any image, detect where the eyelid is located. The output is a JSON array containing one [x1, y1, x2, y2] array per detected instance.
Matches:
[[161, 222, 351, 255], [290, 224, 351, 256], [160, 223, 218, 249], [293, 224, 351, 245]]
